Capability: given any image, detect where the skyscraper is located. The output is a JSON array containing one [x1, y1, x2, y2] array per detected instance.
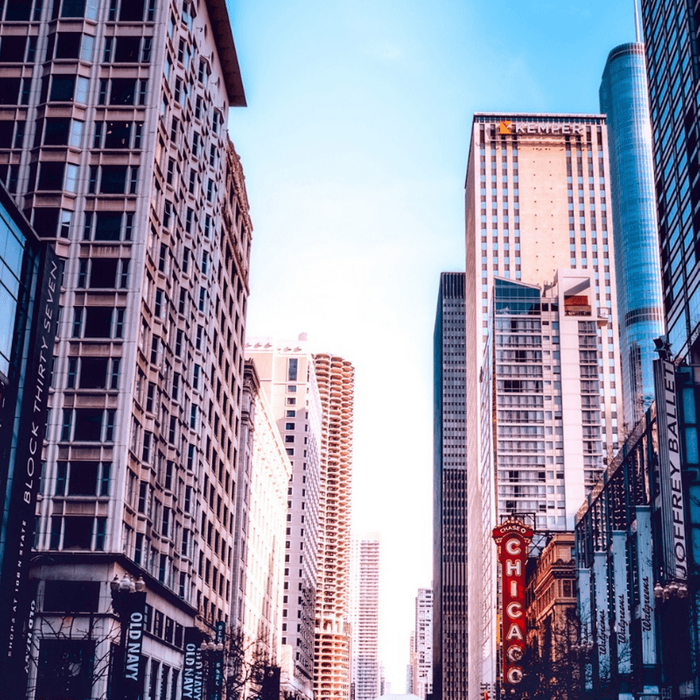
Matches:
[[246, 337, 323, 700], [432, 271, 468, 700], [349, 537, 381, 700], [640, 2, 700, 696], [313, 352, 355, 700], [464, 113, 622, 698], [234, 360, 293, 691], [600, 42, 664, 431], [1, 1, 252, 697], [410, 588, 433, 700]]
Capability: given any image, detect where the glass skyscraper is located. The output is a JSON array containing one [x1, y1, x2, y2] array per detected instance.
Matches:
[[433, 272, 468, 700], [640, 0, 699, 361], [600, 43, 664, 432]]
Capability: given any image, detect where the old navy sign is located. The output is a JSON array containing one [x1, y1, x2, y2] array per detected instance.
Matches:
[[182, 627, 204, 700], [499, 120, 584, 136], [653, 359, 688, 581], [122, 591, 147, 700], [492, 519, 533, 685]]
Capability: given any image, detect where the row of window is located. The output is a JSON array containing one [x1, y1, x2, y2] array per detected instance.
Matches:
[[0, 0, 155, 23]]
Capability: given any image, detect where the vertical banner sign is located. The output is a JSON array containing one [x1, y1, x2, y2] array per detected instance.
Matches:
[[0, 246, 62, 699], [635, 507, 656, 666], [122, 591, 147, 700], [210, 621, 225, 700], [653, 359, 688, 581], [492, 519, 533, 686], [611, 532, 631, 675], [577, 568, 594, 692], [593, 552, 610, 681], [182, 628, 204, 700]]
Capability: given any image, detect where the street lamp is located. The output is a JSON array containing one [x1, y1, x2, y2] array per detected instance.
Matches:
[[110, 574, 147, 700], [653, 580, 689, 602], [200, 623, 226, 700]]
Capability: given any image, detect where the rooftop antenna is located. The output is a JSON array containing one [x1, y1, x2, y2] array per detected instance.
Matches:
[[634, 0, 642, 43]]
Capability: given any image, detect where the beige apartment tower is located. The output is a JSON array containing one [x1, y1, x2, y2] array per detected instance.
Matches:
[[464, 114, 622, 699], [313, 353, 355, 700]]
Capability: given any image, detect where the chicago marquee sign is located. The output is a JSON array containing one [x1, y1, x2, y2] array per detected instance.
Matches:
[[492, 519, 534, 685]]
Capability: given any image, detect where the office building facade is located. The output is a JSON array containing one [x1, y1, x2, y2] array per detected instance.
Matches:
[[0, 1, 252, 697], [246, 337, 323, 700], [464, 114, 622, 698], [576, 350, 700, 700], [234, 360, 293, 692], [600, 42, 664, 432], [349, 537, 381, 700], [433, 271, 468, 700], [640, 0, 700, 362]]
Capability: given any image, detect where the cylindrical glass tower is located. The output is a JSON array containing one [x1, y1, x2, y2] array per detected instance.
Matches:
[[600, 43, 664, 432]]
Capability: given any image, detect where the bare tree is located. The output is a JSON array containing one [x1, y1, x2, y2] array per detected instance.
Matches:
[[223, 626, 280, 700], [25, 611, 119, 700]]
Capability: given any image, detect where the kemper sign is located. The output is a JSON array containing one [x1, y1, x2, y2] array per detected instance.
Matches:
[[653, 359, 688, 581], [499, 120, 584, 136], [492, 519, 533, 685]]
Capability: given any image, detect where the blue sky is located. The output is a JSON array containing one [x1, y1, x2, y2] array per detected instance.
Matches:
[[227, 0, 635, 690]]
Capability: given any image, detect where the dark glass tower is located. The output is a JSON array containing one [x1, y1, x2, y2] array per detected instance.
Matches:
[[640, 0, 699, 361], [640, 1, 700, 697], [600, 42, 664, 431], [433, 272, 468, 700]]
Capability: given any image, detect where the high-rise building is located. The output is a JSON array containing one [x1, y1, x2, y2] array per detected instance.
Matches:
[[246, 337, 323, 700], [234, 360, 293, 692], [484, 270, 609, 528], [600, 42, 664, 431], [410, 588, 433, 700], [0, 1, 251, 697], [432, 271, 468, 700], [639, 2, 700, 696], [313, 352, 354, 700], [639, 0, 700, 363], [464, 113, 622, 698], [349, 536, 381, 700]]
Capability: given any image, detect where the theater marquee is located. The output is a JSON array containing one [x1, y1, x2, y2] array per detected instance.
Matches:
[[492, 519, 533, 685]]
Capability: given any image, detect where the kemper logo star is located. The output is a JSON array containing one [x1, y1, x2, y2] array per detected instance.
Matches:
[[498, 120, 584, 135]]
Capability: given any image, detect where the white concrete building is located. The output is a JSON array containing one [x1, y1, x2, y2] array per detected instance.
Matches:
[[350, 537, 381, 700], [246, 337, 323, 700], [234, 360, 293, 692], [410, 588, 433, 700]]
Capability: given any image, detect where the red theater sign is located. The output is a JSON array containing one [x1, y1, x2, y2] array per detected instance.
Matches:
[[492, 519, 533, 685]]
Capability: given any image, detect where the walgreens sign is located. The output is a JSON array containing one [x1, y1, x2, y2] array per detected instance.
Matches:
[[492, 519, 533, 685]]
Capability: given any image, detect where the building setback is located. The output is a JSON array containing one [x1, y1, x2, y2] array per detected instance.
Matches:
[[432, 271, 468, 700], [0, 0, 252, 697], [464, 113, 622, 698], [349, 537, 381, 700], [600, 42, 664, 432]]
